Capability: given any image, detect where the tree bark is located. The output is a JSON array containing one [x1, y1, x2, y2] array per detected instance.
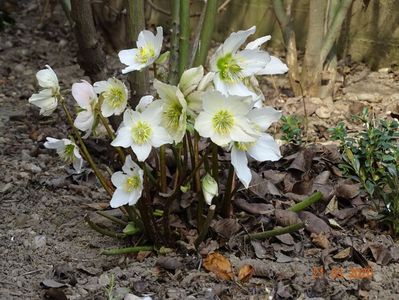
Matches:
[[125, 0, 150, 107], [70, 0, 107, 82]]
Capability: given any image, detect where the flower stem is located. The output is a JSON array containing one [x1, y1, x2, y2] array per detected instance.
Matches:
[[98, 112, 126, 163], [288, 191, 323, 213], [60, 98, 114, 196], [222, 165, 235, 217], [211, 142, 219, 183], [195, 205, 216, 249], [101, 245, 153, 255], [249, 222, 306, 240], [96, 211, 128, 226], [168, 0, 180, 85], [159, 145, 167, 193], [193, 0, 218, 67], [84, 214, 126, 238], [178, 0, 190, 77]]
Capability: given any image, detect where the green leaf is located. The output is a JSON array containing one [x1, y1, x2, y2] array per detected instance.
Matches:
[[155, 51, 170, 65], [123, 222, 140, 235]]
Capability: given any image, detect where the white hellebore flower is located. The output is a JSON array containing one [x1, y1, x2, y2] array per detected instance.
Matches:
[[29, 65, 60, 116], [110, 155, 144, 208], [118, 26, 163, 73], [178, 66, 209, 116], [245, 35, 289, 75], [201, 173, 218, 205], [111, 106, 172, 161], [154, 79, 187, 143], [231, 107, 282, 188], [210, 26, 270, 99], [93, 78, 128, 117], [194, 91, 258, 147], [44, 137, 84, 173], [72, 80, 98, 135]]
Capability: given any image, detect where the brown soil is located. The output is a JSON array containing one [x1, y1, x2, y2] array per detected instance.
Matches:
[[1, 2, 399, 300]]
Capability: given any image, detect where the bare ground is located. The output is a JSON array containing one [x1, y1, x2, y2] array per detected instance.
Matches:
[[1, 2, 399, 300]]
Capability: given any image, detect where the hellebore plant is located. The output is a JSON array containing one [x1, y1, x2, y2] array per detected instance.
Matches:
[[29, 14, 288, 252]]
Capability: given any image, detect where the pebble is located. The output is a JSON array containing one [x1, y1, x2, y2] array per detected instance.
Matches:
[[24, 163, 42, 174], [1, 182, 13, 193], [98, 273, 110, 286], [373, 271, 383, 282], [33, 235, 46, 249], [315, 105, 332, 119]]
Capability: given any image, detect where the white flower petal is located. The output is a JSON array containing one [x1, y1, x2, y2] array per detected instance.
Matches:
[[131, 143, 152, 161], [29, 89, 58, 115], [101, 101, 114, 118], [237, 49, 270, 77], [245, 35, 271, 50], [231, 146, 251, 188], [210, 133, 232, 147], [151, 126, 173, 146], [118, 49, 139, 67], [36, 65, 59, 88], [247, 133, 281, 162], [247, 106, 282, 131], [197, 72, 215, 91], [136, 95, 154, 112], [72, 156, 84, 173], [122, 155, 139, 174], [194, 112, 213, 138], [257, 56, 289, 75], [72, 80, 97, 108], [220, 26, 256, 55], [179, 66, 204, 96], [186, 91, 203, 115], [111, 126, 133, 148], [129, 188, 143, 205], [123, 109, 139, 126], [226, 80, 257, 98], [110, 188, 130, 208], [230, 123, 257, 143], [111, 171, 128, 188], [213, 74, 229, 96], [201, 90, 227, 114], [44, 137, 64, 149], [93, 80, 109, 94], [74, 110, 94, 132], [154, 26, 164, 54]]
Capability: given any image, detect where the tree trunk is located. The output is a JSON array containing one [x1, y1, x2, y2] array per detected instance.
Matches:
[[70, 0, 107, 82], [301, 0, 327, 96], [125, 0, 150, 108]]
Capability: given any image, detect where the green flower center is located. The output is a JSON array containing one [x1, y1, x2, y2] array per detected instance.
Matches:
[[212, 110, 235, 135], [234, 141, 255, 151], [136, 46, 155, 64], [60, 144, 75, 162], [164, 102, 183, 130], [131, 121, 153, 144], [124, 175, 141, 192], [104, 87, 125, 108], [216, 53, 242, 82]]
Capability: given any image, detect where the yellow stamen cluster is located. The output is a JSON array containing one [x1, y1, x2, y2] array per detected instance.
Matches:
[[212, 110, 235, 135], [131, 121, 153, 144], [136, 46, 156, 64], [124, 175, 141, 192]]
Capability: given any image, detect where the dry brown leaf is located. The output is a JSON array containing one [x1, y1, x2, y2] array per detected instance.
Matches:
[[82, 202, 109, 210], [234, 198, 274, 215], [238, 264, 254, 282], [311, 232, 330, 249], [324, 196, 338, 215], [275, 209, 301, 227], [288, 148, 315, 173], [333, 247, 352, 260], [335, 181, 360, 199], [368, 244, 393, 265], [211, 218, 241, 239], [203, 252, 234, 281], [298, 211, 332, 235]]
